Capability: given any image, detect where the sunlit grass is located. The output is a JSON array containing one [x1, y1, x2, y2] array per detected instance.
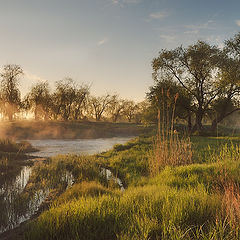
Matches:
[[23, 134, 240, 240]]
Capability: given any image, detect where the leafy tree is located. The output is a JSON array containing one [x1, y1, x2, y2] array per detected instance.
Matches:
[[122, 100, 137, 122], [71, 85, 90, 120], [107, 95, 126, 122], [0, 64, 23, 120], [210, 55, 240, 129], [152, 41, 222, 131], [52, 78, 77, 120], [147, 79, 193, 131], [24, 81, 51, 120]]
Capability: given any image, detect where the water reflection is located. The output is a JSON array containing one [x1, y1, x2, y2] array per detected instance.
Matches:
[[0, 137, 133, 234], [27, 137, 134, 157]]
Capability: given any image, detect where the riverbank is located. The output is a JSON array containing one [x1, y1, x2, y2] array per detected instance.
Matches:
[[1, 133, 240, 239], [0, 121, 149, 140]]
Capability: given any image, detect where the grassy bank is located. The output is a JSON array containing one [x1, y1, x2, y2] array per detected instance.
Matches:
[[21, 132, 240, 240], [0, 139, 37, 183], [0, 121, 148, 140]]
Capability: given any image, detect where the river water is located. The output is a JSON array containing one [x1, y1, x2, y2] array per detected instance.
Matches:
[[27, 137, 134, 157], [0, 136, 134, 234]]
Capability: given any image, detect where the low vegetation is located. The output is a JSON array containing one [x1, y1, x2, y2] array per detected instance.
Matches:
[[1, 31, 240, 240], [0, 138, 36, 183], [20, 131, 240, 240]]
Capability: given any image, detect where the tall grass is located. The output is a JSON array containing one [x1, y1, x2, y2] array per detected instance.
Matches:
[[0, 138, 36, 153], [149, 90, 192, 176], [24, 140, 240, 240], [25, 184, 221, 240], [21, 117, 240, 240]]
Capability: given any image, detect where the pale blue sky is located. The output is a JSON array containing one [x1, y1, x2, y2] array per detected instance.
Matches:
[[0, 0, 240, 101]]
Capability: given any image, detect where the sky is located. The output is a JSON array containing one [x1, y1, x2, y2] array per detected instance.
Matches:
[[0, 0, 240, 101]]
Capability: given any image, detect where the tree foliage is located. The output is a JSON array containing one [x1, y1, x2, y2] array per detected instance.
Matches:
[[152, 39, 240, 131], [0, 64, 23, 120]]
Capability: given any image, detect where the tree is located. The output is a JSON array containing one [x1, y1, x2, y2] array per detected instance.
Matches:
[[152, 41, 222, 131], [52, 78, 77, 120], [122, 100, 137, 122], [71, 85, 90, 120], [0, 64, 23, 120], [107, 95, 126, 122], [147, 79, 193, 131], [89, 94, 113, 121], [24, 81, 51, 120]]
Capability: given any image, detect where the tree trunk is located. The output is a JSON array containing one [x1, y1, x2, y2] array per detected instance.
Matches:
[[187, 112, 192, 133], [192, 110, 204, 132]]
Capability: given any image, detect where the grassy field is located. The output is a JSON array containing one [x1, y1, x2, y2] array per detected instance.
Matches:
[[20, 130, 240, 240]]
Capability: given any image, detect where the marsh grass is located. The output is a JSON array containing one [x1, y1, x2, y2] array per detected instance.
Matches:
[[24, 141, 240, 240], [25, 184, 221, 240], [21, 125, 240, 240], [149, 90, 192, 176], [0, 138, 36, 153], [26, 155, 108, 194]]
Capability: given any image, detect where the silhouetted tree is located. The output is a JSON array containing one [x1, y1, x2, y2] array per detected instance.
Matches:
[[107, 95, 126, 122], [89, 94, 113, 121], [52, 78, 77, 120], [24, 81, 51, 120], [122, 100, 137, 122], [0, 64, 23, 120], [71, 85, 90, 120]]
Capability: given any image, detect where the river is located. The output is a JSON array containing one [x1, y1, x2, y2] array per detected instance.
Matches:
[[27, 136, 134, 157]]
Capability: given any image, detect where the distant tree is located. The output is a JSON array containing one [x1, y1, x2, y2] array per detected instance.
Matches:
[[122, 100, 137, 122], [89, 94, 113, 121], [24, 81, 51, 120], [71, 85, 90, 120], [134, 100, 151, 124], [52, 78, 77, 120], [0, 64, 23, 120], [107, 95, 126, 122]]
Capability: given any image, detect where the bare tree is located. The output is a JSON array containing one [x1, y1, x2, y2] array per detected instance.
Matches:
[[71, 85, 90, 120], [52, 78, 77, 120], [106, 95, 126, 122], [89, 94, 113, 121], [122, 100, 137, 122]]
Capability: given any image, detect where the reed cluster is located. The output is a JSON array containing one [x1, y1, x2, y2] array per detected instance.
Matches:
[[149, 90, 192, 176]]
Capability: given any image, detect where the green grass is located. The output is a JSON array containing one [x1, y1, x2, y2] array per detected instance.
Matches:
[[23, 133, 240, 240], [26, 155, 109, 195], [25, 184, 221, 240]]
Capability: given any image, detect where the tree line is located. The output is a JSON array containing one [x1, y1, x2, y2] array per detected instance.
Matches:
[[1, 32, 239, 131], [0, 67, 143, 122], [147, 32, 240, 132]]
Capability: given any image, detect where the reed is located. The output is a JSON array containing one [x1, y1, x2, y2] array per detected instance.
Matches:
[[149, 90, 192, 176]]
